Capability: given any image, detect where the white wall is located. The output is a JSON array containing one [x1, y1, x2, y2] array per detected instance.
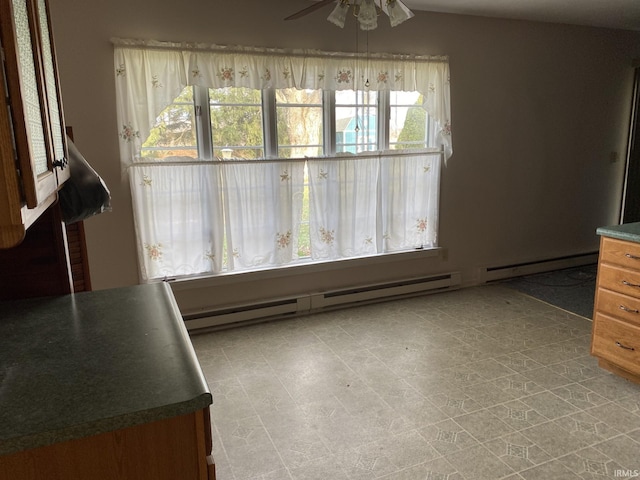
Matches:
[[49, 0, 640, 308]]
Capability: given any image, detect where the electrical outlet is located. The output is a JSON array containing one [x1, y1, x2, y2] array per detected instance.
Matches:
[[441, 248, 448, 261]]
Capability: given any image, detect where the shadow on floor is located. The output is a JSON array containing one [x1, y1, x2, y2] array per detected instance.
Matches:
[[499, 264, 597, 319]]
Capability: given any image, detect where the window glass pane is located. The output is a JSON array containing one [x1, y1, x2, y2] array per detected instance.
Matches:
[[389, 91, 434, 150], [275, 88, 322, 105], [336, 90, 378, 106], [12, 0, 49, 175], [335, 90, 377, 154], [210, 87, 263, 159], [276, 88, 323, 159], [37, 0, 65, 163], [142, 87, 197, 160]]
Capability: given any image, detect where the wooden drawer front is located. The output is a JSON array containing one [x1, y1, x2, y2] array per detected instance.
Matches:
[[600, 236, 640, 270], [596, 288, 640, 327], [592, 313, 640, 376], [597, 263, 640, 298]]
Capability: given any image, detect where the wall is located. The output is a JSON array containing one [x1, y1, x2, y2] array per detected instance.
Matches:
[[49, 0, 640, 308]]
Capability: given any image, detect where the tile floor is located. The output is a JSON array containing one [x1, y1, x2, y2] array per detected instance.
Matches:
[[190, 285, 640, 480]]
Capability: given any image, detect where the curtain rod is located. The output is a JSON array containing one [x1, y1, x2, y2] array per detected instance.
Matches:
[[110, 38, 449, 64], [129, 150, 444, 168]]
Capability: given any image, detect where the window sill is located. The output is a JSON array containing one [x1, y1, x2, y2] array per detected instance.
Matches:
[[168, 247, 443, 292]]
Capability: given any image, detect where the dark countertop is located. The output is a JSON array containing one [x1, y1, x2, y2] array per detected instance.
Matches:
[[597, 222, 640, 243], [0, 282, 211, 456]]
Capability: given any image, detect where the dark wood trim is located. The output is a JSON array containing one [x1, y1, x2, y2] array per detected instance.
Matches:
[[65, 221, 91, 292], [0, 202, 72, 300]]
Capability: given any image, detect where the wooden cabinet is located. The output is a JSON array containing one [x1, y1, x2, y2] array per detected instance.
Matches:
[[0, 409, 216, 480], [591, 235, 640, 383], [0, 0, 68, 248]]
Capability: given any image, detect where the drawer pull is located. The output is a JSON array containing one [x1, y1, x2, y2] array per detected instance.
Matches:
[[615, 341, 636, 351], [622, 280, 640, 288], [625, 253, 640, 260], [619, 305, 640, 314]]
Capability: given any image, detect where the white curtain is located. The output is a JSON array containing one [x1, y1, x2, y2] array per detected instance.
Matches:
[[113, 38, 452, 170], [223, 161, 305, 270], [129, 161, 224, 279], [380, 151, 441, 251], [307, 151, 440, 262], [308, 157, 379, 260], [114, 39, 451, 281]]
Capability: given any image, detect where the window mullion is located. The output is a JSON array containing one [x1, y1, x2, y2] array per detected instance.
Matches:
[[324, 90, 336, 156], [378, 90, 390, 150], [262, 88, 277, 158], [194, 85, 213, 159]]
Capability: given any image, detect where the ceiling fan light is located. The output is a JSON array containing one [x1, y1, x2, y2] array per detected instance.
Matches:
[[327, 0, 350, 28], [358, 0, 378, 30], [387, 0, 414, 27]]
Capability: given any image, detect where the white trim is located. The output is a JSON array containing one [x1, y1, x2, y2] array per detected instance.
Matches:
[[181, 268, 459, 331], [481, 252, 598, 283]]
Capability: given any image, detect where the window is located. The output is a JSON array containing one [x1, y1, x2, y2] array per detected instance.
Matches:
[[141, 87, 197, 159], [210, 87, 263, 159], [276, 88, 323, 158], [140, 87, 437, 276], [142, 87, 431, 160], [336, 90, 378, 154], [389, 91, 437, 150], [114, 41, 451, 280]]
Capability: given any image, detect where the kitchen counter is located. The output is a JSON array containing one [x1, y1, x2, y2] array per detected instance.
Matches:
[[0, 282, 212, 456], [596, 222, 640, 243], [591, 223, 640, 386]]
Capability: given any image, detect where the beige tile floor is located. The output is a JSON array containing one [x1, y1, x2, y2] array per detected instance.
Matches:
[[190, 285, 640, 480]]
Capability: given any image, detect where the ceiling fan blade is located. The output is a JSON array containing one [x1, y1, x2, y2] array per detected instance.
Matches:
[[285, 0, 337, 20]]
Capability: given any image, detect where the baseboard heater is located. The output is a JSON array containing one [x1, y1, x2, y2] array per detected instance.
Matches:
[[483, 251, 598, 283], [183, 272, 461, 332]]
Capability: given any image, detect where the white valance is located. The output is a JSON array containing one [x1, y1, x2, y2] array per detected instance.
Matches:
[[113, 38, 452, 170]]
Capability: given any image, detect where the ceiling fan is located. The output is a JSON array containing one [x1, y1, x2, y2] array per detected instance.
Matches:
[[285, 0, 336, 21], [285, 0, 415, 29]]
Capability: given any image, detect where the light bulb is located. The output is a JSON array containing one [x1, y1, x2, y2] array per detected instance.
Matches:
[[357, 0, 378, 30], [327, 0, 350, 28], [387, 0, 414, 27]]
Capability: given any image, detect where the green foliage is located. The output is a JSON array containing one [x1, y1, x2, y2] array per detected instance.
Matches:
[[210, 88, 263, 159], [395, 95, 426, 150], [142, 88, 196, 159]]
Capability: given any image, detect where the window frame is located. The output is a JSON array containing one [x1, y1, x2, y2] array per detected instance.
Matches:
[[146, 86, 433, 162]]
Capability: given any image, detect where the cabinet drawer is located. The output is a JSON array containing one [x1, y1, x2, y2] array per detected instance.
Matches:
[[592, 313, 640, 376], [600, 236, 640, 270], [597, 263, 640, 298], [595, 288, 640, 327]]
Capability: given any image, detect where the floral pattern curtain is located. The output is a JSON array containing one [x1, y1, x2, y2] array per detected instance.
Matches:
[[380, 151, 441, 251], [129, 162, 225, 279], [307, 151, 441, 263], [114, 39, 451, 281], [223, 161, 305, 270], [113, 38, 452, 169], [308, 157, 380, 260]]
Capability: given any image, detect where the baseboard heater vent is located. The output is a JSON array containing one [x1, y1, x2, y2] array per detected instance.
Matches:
[[483, 252, 598, 283], [311, 273, 461, 310], [184, 272, 461, 332], [183, 296, 309, 331]]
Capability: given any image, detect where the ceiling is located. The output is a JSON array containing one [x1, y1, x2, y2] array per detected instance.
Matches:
[[403, 0, 640, 31]]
